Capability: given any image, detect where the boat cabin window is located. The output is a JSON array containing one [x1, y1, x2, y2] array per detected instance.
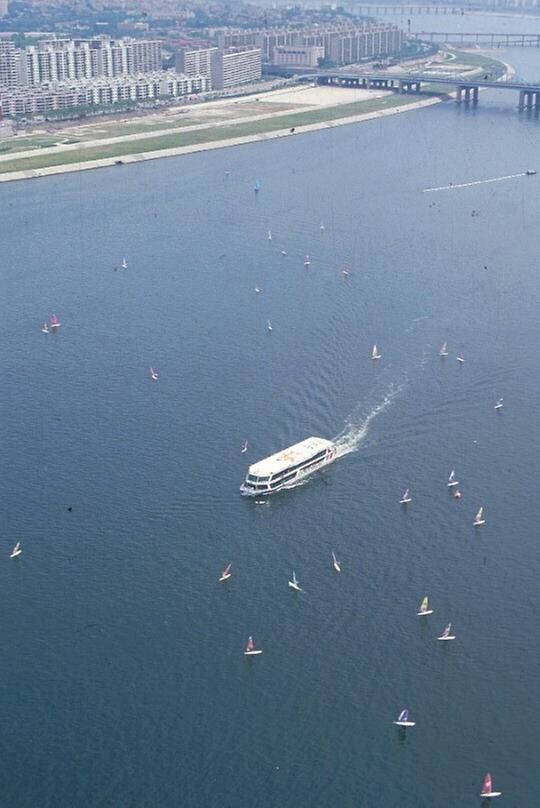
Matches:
[[269, 448, 328, 482]]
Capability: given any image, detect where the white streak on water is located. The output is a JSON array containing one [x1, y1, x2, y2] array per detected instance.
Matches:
[[334, 383, 404, 458], [423, 172, 527, 193]]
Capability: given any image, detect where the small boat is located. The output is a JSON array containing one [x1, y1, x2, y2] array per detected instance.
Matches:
[[219, 563, 232, 582], [447, 469, 459, 487], [473, 506, 485, 526], [150, 367, 159, 381], [255, 285, 261, 293], [457, 352, 465, 363], [241, 440, 248, 453], [480, 773, 502, 798], [393, 708, 416, 727], [254, 180, 261, 193], [320, 223, 325, 231], [50, 313, 61, 329], [244, 635, 262, 655], [372, 344, 381, 361], [494, 398, 504, 410], [267, 320, 273, 332], [453, 489, 462, 499], [332, 551, 341, 573], [10, 542, 22, 559], [288, 570, 302, 591], [41, 323, 49, 333], [342, 263, 351, 277], [437, 622, 456, 641], [304, 255, 311, 267], [417, 595, 433, 616], [267, 230, 272, 241], [281, 250, 287, 256], [525, 169, 536, 176], [121, 257, 128, 270], [400, 488, 412, 505], [439, 341, 449, 357]]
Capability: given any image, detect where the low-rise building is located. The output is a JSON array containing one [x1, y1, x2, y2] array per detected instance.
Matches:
[[0, 71, 209, 117], [271, 45, 324, 69]]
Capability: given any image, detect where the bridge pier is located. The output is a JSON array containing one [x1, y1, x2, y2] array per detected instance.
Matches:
[[518, 90, 540, 109], [456, 85, 479, 104]]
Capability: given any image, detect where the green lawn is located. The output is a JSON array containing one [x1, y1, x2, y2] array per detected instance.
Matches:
[[0, 93, 431, 174], [0, 50, 507, 176]]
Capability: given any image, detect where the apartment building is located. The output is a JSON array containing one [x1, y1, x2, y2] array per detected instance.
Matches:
[[175, 46, 218, 79], [0, 40, 18, 88], [210, 48, 262, 90], [0, 72, 210, 117], [20, 37, 162, 86]]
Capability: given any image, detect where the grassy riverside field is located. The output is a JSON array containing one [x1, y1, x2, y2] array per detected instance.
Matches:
[[0, 50, 508, 179]]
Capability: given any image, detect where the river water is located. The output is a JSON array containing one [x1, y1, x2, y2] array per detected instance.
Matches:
[[0, 29, 539, 808]]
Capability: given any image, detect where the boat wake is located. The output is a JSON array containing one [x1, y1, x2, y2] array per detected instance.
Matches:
[[423, 172, 527, 193], [333, 383, 404, 458]]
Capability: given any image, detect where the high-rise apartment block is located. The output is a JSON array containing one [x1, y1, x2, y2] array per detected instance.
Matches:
[[176, 46, 262, 89], [210, 48, 262, 90], [216, 23, 403, 66], [0, 40, 18, 88], [176, 47, 217, 79], [20, 37, 162, 86]]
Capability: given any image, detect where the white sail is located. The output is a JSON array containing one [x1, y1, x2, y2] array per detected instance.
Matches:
[[474, 506, 485, 525], [439, 341, 448, 356], [372, 344, 381, 360]]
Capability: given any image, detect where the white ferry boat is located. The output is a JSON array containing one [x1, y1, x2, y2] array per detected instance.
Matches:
[[240, 437, 336, 496]]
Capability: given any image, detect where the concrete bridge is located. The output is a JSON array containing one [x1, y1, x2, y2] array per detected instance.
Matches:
[[356, 5, 483, 14], [310, 71, 540, 109], [412, 31, 540, 47]]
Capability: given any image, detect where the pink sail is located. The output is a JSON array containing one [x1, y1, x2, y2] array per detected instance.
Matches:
[[481, 773, 492, 795], [246, 636, 254, 652]]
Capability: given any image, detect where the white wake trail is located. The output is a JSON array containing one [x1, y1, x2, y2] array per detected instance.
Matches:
[[333, 383, 404, 458], [423, 172, 527, 193]]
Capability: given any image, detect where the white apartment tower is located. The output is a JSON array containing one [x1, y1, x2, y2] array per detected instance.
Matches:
[[20, 37, 162, 86], [0, 40, 18, 88]]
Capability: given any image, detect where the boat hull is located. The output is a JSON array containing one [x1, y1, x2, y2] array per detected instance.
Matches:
[[481, 793, 502, 798], [393, 721, 415, 727], [244, 650, 262, 656], [437, 636, 455, 641], [240, 452, 336, 497], [417, 610, 433, 616]]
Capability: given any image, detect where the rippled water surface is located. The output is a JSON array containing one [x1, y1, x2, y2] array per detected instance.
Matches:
[[1, 46, 539, 808]]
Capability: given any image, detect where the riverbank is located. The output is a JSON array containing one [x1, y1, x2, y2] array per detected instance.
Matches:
[[0, 94, 442, 184], [0, 49, 509, 184]]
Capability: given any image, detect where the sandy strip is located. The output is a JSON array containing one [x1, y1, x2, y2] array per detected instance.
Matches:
[[0, 96, 442, 184]]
